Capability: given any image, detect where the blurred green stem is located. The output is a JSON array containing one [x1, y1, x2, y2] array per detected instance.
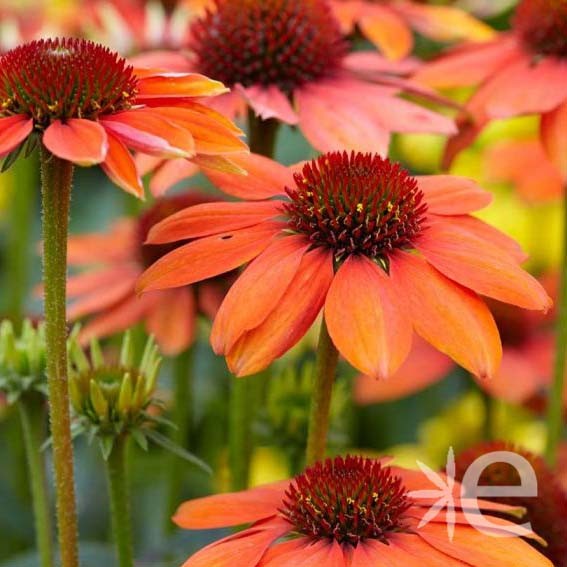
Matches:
[[18, 394, 54, 567], [305, 320, 340, 465], [39, 148, 79, 567], [5, 155, 37, 327], [164, 346, 194, 532], [545, 197, 567, 465], [248, 111, 280, 157], [105, 435, 134, 567]]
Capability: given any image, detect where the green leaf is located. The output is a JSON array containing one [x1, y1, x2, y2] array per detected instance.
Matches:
[[131, 429, 149, 451], [145, 429, 212, 475]]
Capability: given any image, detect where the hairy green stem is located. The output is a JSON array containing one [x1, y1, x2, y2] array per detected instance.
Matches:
[[164, 347, 194, 533], [545, 197, 567, 465], [305, 320, 340, 465], [18, 394, 54, 567], [40, 147, 79, 567], [105, 435, 134, 567]]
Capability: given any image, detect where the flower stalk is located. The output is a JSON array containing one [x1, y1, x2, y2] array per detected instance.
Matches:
[[39, 147, 79, 567], [305, 320, 340, 465]]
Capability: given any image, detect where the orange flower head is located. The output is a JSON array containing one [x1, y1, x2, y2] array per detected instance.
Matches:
[[0, 38, 137, 128], [190, 0, 347, 93], [513, 0, 567, 57], [285, 152, 427, 263], [281, 455, 410, 545], [455, 441, 567, 567]]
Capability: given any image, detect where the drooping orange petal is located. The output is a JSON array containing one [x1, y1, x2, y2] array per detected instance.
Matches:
[[358, 4, 413, 60], [416, 175, 492, 215], [0, 115, 33, 157], [256, 538, 311, 567], [190, 154, 248, 176], [147, 158, 199, 197], [389, 251, 502, 379], [541, 100, 567, 181], [211, 236, 309, 354], [101, 131, 144, 198], [325, 255, 413, 379], [68, 277, 135, 320], [204, 152, 292, 200], [413, 36, 520, 88], [137, 223, 282, 293], [240, 84, 299, 124], [102, 110, 195, 158], [173, 482, 288, 528], [354, 337, 453, 404], [66, 266, 138, 298], [226, 248, 334, 377], [349, 540, 391, 567], [43, 119, 108, 166], [136, 71, 228, 98], [416, 221, 552, 310], [147, 201, 282, 243], [146, 288, 196, 356]]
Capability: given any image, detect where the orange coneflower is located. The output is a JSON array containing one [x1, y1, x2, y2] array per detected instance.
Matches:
[[0, 37, 246, 198], [415, 0, 567, 176], [455, 441, 567, 567], [66, 192, 229, 355], [330, 0, 493, 60], [138, 151, 551, 379], [173, 455, 552, 567]]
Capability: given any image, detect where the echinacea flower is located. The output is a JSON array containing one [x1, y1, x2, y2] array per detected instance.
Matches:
[[66, 192, 230, 355], [0, 37, 246, 198], [144, 0, 456, 157], [173, 455, 552, 567], [455, 441, 567, 567], [330, 0, 494, 61], [414, 0, 567, 177], [138, 151, 551, 378], [356, 279, 562, 406]]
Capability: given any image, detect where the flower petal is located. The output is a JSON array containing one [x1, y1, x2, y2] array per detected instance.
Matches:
[[389, 251, 501, 379], [0, 115, 33, 157], [148, 200, 282, 243], [211, 236, 309, 354], [101, 131, 144, 197], [67, 266, 138, 298], [541, 100, 567, 181], [240, 84, 299, 124], [136, 71, 228, 98], [204, 153, 292, 200], [226, 248, 334, 377], [325, 255, 413, 379], [137, 223, 282, 293], [68, 277, 135, 320], [416, 175, 492, 215], [43, 119, 108, 166], [147, 158, 199, 197], [416, 221, 552, 310]]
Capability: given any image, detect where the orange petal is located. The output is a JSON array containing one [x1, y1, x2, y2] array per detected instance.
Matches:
[[226, 248, 334, 377], [0, 115, 33, 157], [146, 288, 195, 356], [354, 337, 452, 404], [137, 223, 282, 293], [136, 71, 228, 98], [101, 131, 144, 197], [67, 266, 138, 298], [190, 154, 248, 176], [389, 251, 502, 379], [148, 201, 282, 243], [416, 175, 492, 215], [211, 236, 309, 354], [204, 152, 292, 200], [173, 483, 288, 528], [240, 84, 299, 124], [541, 100, 567, 181], [325, 256, 413, 379], [102, 109, 195, 158], [257, 539, 311, 567], [148, 158, 199, 197], [68, 277, 135, 320], [43, 119, 108, 166], [358, 4, 413, 60], [416, 221, 552, 310]]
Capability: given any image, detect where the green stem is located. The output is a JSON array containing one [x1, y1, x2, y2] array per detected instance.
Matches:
[[5, 155, 37, 327], [39, 147, 79, 567], [545, 196, 567, 465], [18, 394, 54, 567], [480, 388, 494, 442], [105, 435, 134, 567], [305, 320, 340, 466], [164, 347, 194, 533], [248, 110, 280, 157]]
